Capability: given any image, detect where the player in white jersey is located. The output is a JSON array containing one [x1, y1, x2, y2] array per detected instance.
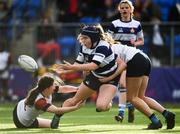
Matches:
[[99, 41, 175, 129], [84, 24, 175, 129], [13, 73, 84, 129], [53, 25, 126, 125], [107, 0, 144, 123]]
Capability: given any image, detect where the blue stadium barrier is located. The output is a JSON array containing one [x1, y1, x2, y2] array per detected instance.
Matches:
[[165, 34, 180, 57], [139, 35, 149, 54], [174, 35, 180, 57], [56, 36, 77, 58], [26, 0, 42, 20], [79, 16, 101, 24], [8, 68, 35, 99], [147, 67, 180, 103], [160, 7, 170, 21], [153, 0, 175, 7]]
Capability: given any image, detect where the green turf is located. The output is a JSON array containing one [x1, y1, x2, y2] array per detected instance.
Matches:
[[0, 102, 180, 134]]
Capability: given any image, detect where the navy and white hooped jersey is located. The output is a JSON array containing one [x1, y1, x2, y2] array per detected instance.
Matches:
[[76, 40, 118, 78], [16, 94, 52, 127], [111, 43, 149, 63], [107, 19, 144, 46]]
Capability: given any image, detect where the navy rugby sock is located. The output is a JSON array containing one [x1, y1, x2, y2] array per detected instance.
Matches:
[[149, 113, 159, 124], [162, 110, 169, 118]]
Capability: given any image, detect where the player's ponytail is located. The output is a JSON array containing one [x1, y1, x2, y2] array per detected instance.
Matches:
[[25, 76, 54, 106], [95, 24, 119, 46]]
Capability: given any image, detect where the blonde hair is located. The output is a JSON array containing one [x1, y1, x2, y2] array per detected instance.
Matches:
[[118, 0, 134, 18], [95, 24, 119, 46]]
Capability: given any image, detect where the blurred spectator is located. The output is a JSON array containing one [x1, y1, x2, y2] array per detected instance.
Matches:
[[56, 0, 79, 22], [150, 19, 169, 66], [3, 0, 43, 42], [102, 0, 119, 22], [132, 0, 168, 65], [0, 0, 8, 23], [78, 0, 103, 23], [56, 0, 105, 23], [36, 18, 61, 66], [133, 0, 143, 20], [132, 0, 161, 21], [25, 0, 43, 22], [169, 2, 180, 22], [0, 44, 11, 102], [140, 0, 161, 22], [10, 0, 43, 23], [0, 1, 10, 51]]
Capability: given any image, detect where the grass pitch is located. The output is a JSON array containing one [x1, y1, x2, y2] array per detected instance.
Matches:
[[0, 102, 180, 134]]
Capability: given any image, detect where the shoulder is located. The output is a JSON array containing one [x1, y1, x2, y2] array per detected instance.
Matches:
[[95, 40, 111, 53], [111, 19, 121, 27], [35, 95, 51, 111], [131, 19, 142, 26], [98, 40, 110, 48], [35, 98, 51, 111]]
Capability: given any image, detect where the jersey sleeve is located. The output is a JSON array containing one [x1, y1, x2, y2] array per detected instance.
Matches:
[[137, 23, 144, 39], [107, 23, 116, 33], [107, 22, 118, 39], [35, 98, 51, 111], [92, 45, 109, 65]]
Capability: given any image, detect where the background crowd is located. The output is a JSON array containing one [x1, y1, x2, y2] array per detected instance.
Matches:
[[0, 0, 180, 102]]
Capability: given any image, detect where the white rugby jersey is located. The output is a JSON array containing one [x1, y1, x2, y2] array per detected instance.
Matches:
[[107, 19, 144, 46], [0, 51, 10, 70], [16, 94, 52, 127], [111, 43, 149, 63], [76, 40, 118, 78]]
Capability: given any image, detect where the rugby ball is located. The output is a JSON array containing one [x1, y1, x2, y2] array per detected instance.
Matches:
[[18, 55, 38, 72]]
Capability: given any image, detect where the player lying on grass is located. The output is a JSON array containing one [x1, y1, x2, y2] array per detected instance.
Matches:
[[12, 73, 84, 128]]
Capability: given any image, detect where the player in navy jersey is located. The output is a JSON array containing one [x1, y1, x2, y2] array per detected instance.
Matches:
[[96, 25, 175, 129], [107, 0, 144, 123], [53, 24, 126, 125], [13, 73, 84, 129]]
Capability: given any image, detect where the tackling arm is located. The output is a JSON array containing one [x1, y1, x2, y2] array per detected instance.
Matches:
[[99, 57, 127, 82]]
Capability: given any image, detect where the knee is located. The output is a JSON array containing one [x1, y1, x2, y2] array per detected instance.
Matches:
[[96, 104, 107, 112], [140, 96, 147, 102], [96, 103, 111, 112], [127, 96, 136, 104]]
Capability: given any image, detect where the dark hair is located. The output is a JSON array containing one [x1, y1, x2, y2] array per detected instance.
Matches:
[[25, 76, 54, 106], [81, 25, 100, 48]]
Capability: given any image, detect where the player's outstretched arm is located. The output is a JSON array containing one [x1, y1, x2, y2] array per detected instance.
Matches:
[[47, 101, 84, 115], [58, 85, 78, 93], [57, 61, 98, 71]]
